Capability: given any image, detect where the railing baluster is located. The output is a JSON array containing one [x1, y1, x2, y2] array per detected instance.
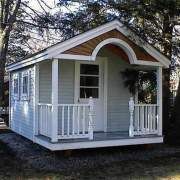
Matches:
[[42, 106, 45, 135], [72, 106, 75, 135], [45, 106, 47, 136], [62, 106, 64, 136], [141, 106, 144, 133], [149, 106, 153, 133], [132, 104, 160, 136], [156, 106, 158, 131], [153, 106, 155, 131], [77, 106, 80, 135], [143, 106, 148, 133], [38, 103, 93, 140], [82, 106, 85, 135], [48, 106, 50, 137], [137, 106, 140, 134], [40, 106, 42, 134], [67, 106, 70, 136]]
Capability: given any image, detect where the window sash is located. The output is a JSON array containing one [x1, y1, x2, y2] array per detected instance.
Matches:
[[79, 64, 100, 99], [13, 73, 19, 100], [21, 70, 30, 100]]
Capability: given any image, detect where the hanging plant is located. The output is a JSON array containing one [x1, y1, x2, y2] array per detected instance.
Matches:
[[121, 69, 157, 103]]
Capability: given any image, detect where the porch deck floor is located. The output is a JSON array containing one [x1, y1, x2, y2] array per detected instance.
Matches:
[[36, 131, 160, 144]]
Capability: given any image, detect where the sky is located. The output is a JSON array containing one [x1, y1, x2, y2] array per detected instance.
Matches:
[[28, 0, 79, 14], [25, 0, 79, 52]]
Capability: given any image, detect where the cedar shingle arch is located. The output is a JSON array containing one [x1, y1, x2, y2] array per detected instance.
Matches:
[[91, 38, 137, 64], [63, 30, 158, 63], [104, 44, 129, 63]]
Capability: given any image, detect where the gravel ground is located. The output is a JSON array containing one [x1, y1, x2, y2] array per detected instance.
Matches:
[[1, 132, 180, 173]]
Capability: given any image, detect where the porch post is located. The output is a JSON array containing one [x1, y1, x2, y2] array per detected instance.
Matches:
[[157, 67, 162, 136], [34, 64, 39, 137], [88, 97, 94, 140], [129, 97, 134, 137], [51, 59, 59, 142]]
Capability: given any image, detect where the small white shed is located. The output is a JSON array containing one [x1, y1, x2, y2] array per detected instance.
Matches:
[[7, 20, 170, 151]]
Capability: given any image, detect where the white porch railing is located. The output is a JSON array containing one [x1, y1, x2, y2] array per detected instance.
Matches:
[[129, 97, 159, 137], [38, 104, 52, 137], [38, 97, 94, 142]]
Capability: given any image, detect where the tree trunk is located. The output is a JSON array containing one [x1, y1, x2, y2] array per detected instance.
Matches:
[[0, 32, 9, 106], [161, 15, 173, 142]]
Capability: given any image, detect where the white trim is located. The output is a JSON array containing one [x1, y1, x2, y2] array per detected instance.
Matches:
[[7, 21, 120, 72], [51, 59, 59, 142], [33, 64, 39, 138], [74, 61, 80, 103], [47, 21, 122, 56], [12, 73, 20, 100], [7, 54, 48, 72], [103, 58, 108, 132], [135, 60, 162, 67], [115, 25, 170, 67], [7, 20, 170, 71], [54, 55, 163, 67], [56, 54, 92, 61], [143, 44, 170, 67], [21, 70, 30, 101], [74, 59, 107, 132], [34, 136, 163, 151], [9, 73, 11, 129], [91, 38, 137, 64]]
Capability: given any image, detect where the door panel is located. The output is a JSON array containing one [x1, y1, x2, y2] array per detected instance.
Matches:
[[75, 60, 104, 131]]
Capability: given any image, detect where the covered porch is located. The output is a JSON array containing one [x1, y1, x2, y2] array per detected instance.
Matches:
[[34, 50, 163, 145], [32, 21, 166, 148]]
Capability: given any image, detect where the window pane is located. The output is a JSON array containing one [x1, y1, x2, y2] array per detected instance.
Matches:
[[23, 76, 28, 94], [80, 88, 98, 98], [80, 76, 99, 87], [80, 64, 99, 75], [14, 78, 18, 94]]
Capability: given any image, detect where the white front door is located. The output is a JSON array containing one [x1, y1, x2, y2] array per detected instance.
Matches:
[[75, 60, 104, 132]]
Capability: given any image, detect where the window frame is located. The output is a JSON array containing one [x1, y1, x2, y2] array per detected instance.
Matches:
[[21, 70, 30, 101], [79, 63, 100, 99], [12, 73, 20, 100]]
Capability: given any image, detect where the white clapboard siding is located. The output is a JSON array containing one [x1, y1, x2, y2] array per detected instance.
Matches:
[[10, 67, 35, 140], [107, 51, 131, 132]]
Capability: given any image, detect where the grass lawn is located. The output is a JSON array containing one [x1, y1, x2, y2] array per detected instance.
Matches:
[[1, 130, 180, 180], [1, 137, 180, 180]]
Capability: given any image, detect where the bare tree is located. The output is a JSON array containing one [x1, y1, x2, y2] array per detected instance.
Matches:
[[0, 0, 58, 104]]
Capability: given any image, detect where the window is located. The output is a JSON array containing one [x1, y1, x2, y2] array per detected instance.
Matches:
[[21, 70, 30, 100], [80, 64, 99, 98], [13, 73, 19, 100]]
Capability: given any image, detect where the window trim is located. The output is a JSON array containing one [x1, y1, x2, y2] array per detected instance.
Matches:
[[13, 73, 20, 100], [21, 70, 30, 101], [79, 63, 100, 99]]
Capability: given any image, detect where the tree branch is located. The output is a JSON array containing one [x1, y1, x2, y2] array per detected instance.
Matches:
[[17, 20, 61, 30]]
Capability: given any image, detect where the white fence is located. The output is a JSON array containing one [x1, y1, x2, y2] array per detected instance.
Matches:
[[129, 97, 159, 136], [38, 104, 52, 137], [38, 98, 94, 142], [134, 104, 158, 135]]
